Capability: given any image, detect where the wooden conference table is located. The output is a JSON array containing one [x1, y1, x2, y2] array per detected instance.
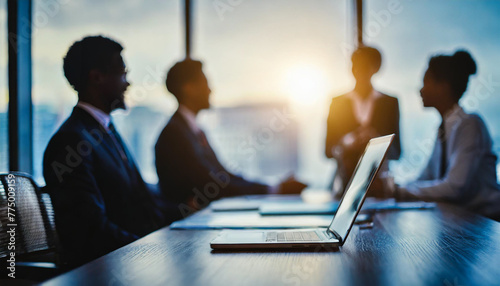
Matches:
[[43, 197, 500, 286]]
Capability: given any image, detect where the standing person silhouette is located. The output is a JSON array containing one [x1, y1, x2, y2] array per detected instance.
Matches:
[[325, 46, 401, 198], [394, 50, 500, 221]]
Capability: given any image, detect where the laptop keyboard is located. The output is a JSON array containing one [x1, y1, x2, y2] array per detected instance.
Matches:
[[266, 231, 321, 242]]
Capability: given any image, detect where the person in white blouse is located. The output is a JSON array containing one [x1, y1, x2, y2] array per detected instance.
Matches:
[[395, 50, 500, 221]]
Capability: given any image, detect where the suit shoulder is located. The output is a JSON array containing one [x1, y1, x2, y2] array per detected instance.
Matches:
[[331, 93, 350, 103], [48, 116, 87, 145], [378, 93, 399, 103], [158, 114, 183, 136], [376, 94, 399, 112], [43, 122, 89, 172], [330, 94, 352, 108], [156, 114, 185, 147], [44, 111, 105, 157]]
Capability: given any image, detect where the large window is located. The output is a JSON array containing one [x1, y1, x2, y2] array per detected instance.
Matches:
[[32, 0, 182, 184], [0, 0, 7, 173], [194, 0, 349, 187], [32, 0, 350, 188], [31, 1, 498, 189], [364, 0, 500, 182]]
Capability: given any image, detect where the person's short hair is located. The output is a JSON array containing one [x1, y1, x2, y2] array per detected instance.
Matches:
[[351, 46, 382, 73], [63, 35, 123, 93], [428, 50, 477, 101], [165, 59, 203, 99]]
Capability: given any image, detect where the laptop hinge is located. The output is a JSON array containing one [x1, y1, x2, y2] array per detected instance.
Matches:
[[327, 229, 343, 244]]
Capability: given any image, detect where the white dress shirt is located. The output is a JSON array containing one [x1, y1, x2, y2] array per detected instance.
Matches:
[[77, 102, 130, 162], [177, 104, 202, 135], [350, 89, 381, 126], [77, 101, 111, 131], [341, 90, 382, 147], [400, 105, 500, 219]]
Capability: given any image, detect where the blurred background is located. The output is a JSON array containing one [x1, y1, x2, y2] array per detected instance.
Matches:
[[1, 0, 499, 188]]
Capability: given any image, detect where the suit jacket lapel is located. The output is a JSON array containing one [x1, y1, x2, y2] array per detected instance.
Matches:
[[73, 107, 132, 172], [345, 96, 360, 128], [370, 95, 388, 132], [173, 111, 204, 151], [173, 111, 224, 170]]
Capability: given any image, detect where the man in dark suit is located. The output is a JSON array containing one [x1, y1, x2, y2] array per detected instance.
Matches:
[[155, 60, 306, 218], [43, 36, 165, 268], [325, 46, 401, 198]]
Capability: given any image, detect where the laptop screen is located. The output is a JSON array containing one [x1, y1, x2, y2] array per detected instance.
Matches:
[[328, 135, 393, 243]]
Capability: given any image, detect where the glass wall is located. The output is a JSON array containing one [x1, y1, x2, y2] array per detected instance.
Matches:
[[0, 0, 7, 173], [195, 0, 349, 187], [27, 0, 500, 188], [364, 0, 500, 182], [32, 0, 182, 184], [32, 0, 350, 188]]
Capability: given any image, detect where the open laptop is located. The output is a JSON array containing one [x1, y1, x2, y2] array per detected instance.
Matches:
[[210, 134, 394, 249]]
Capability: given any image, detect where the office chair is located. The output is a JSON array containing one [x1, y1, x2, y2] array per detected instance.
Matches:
[[0, 173, 62, 282]]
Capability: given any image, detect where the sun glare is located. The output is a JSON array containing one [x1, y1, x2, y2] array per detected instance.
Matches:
[[283, 65, 329, 106]]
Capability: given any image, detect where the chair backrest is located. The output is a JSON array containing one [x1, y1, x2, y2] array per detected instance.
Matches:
[[0, 173, 59, 260]]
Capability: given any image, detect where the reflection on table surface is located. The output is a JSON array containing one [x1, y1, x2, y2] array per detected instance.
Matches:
[[43, 199, 500, 286]]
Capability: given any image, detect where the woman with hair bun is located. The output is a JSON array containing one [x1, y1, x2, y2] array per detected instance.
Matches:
[[395, 49, 500, 221]]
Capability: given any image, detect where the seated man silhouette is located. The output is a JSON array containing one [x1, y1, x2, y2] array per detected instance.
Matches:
[[155, 59, 306, 218], [43, 36, 166, 268]]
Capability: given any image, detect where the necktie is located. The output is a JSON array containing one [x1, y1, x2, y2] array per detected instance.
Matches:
[[196, 129, 224, 170], [108, 122, 129, 163], [197, 129, 210, 148], [197, 129, 217, 158], [438, 122, 446, 178], [108, 123, 160, 229]]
